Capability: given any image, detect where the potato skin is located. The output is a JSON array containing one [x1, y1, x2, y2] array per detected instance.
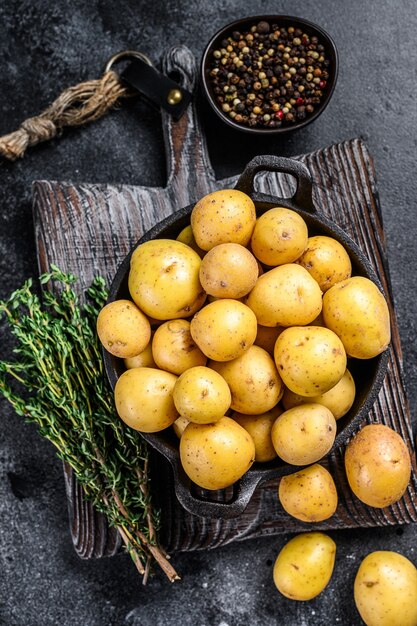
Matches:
[[254, 324, 284, 354], [251, 207, 308, 266], [322, 276, 391, 359], [173, 366, 231, 424], [279, 464, 338, 522], [128, 239, 206, 320], [179, 417, 255, 489], [114, 367, 178, 432], [124, 341, 156, 369], [271, 403, 336, 465], [296, 235, 352, 292], [97, 299, 151, 358], [232, 406, 282, 462], [345, 424, 411, 507], [172, 415, 190, 439], [282, 369, 355, 419], [152, 319, 207, 375], [190, 299, 257, 361], [199, 243, 259, 298], [273, 532, 336, 601], [191, 189, 256, 251], [246, 264, 322, 327], [176, 225, 205, 258], [354, 551, 417, 626], [274, 326, 347, 397], [210, 345, 283, 415]]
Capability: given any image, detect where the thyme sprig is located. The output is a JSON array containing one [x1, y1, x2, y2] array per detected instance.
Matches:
[[0, 266, 179, 584]]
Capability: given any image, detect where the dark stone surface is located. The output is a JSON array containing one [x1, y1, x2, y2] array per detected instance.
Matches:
[[0, 1, 416, 624]]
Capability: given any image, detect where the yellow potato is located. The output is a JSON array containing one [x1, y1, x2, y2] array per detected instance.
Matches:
[[296, 235, 352, 292], [199, 243, 259, 298], [274, 326, 347, 396], [172, 415, 190, 439], [128, 239, 206, 320], [273, 532, 336, 601], [282, 369, 356, 420], [322, 276, 391, 359], [354, 551, 417, 626], [124, 341, 156, 369], [191, 189, 256, 251], [279, 464, 338, 522], [176, 224, 205, 257], [97, 299, 151, 359], [232, 406, 282, 462], [271, 403, 336, 465], [180, 417, 255, 489], [254, 324, 285, 355], [246, 264, 322, 327], [173, 366, 231, 424], [152, 319, 207, 375], [190, 299, 257, 361], [251, 207, 308, 266], [345, 424, 411, 507], [210, 345, 283, 415], [114, 367, 178, 432]]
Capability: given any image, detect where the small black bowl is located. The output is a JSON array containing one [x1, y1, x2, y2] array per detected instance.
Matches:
[[201, 15, 339, 135], [104, 156, 389, 519]]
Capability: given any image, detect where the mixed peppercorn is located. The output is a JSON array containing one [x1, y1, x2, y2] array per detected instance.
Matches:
[[207, 20, 331, 130]]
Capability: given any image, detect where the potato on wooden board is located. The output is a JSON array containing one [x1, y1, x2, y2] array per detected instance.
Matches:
[[152, 319, 206, 375], [273, 532, 336, 601], [179, 417, 255, 490], [251, 207, 308, 266], [191, 189, 256, 251], [199, 243, 259, 298], [128, 239, 206, 320], [232, 406, 282, 462], [354, 551, 417, 626], [278, 464, 338, 522], [97, 299, 151, 359], [345, 424, 411, 507], [296, 235, 352, 292], [173, 366, 231, 424]]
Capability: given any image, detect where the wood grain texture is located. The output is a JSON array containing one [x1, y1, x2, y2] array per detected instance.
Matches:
[[33, 46, 417, 559]]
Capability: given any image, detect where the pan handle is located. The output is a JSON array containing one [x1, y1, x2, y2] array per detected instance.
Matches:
[[235, 155, 315, 212]]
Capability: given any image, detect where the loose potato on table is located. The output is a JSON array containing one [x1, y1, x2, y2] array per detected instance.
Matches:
[[271, 403, 336, 465], [191, 189, 256, 251], [296, 235, 352, 292], [128, 239, 206, 320], [173, 365, 231, 424], [152, 319, 206, 375], [354, 551, 417, 626], [274, 325, 347, 397], [273, 532, 336, 601], [246, 264, 322, 327], [279, 464, 338, 522], [232, 406, 282, 462], [190, 299, 257, 361], [199, 243, 259, 298], [345, 424, 411, 507], [323, 276, 391, 359], [180, 416, 255, 490], [251, 207, 308, 266], [210, 345, 283, 415], [97, 299, 151, 359]]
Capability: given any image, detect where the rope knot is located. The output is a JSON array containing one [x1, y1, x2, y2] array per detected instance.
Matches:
[[21, 116, 57, 144]]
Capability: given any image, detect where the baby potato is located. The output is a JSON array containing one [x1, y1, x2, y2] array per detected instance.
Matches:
[[176, 224, 205, 257], [152, 319, 207, 375], [273, 532, 336, 601], [282, 369, 356, 420], [254, 324, 285, 355], [114, 367, 178, 432], [180, 416, 255, 489], [199, 243, 259, 298], [251, 207, 308, 266], [190, 299, 257, 361], [173, 366, 231, 424], [128, 239, 206, 320], [172, 415, 190, 438], [232, 406, 282, 462], [191, 189, 256, 251], [296, 235, 352, 292], [345, 424, 411, 508], [274, 326, 347, 396], [124, 341, 156, 369], [271, 404, 336, 465], [279, 464, 338, 522], [354, 551, 417, 626], [246, 264, 322, 327], [97, 299, 151, 359], [322, 276, 391, 359], [210, 345, 283, 415]]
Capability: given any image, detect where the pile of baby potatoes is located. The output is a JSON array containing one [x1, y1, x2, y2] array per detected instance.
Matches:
[[98, 189, 415, 620]]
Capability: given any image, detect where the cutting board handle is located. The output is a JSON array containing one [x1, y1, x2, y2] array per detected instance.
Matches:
[[161, 46, 217, 203]]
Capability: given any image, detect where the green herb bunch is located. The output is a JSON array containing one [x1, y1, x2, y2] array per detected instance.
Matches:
[[0, 266, 179, 583]]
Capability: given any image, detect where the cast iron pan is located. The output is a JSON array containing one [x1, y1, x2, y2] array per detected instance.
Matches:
[[104, 156, 390, 519]]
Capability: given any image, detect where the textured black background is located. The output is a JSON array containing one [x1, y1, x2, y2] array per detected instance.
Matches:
[[1, 1, 416, 625]]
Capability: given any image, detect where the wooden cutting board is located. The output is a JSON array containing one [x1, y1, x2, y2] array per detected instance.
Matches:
[[33, 45, 417, 558]]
